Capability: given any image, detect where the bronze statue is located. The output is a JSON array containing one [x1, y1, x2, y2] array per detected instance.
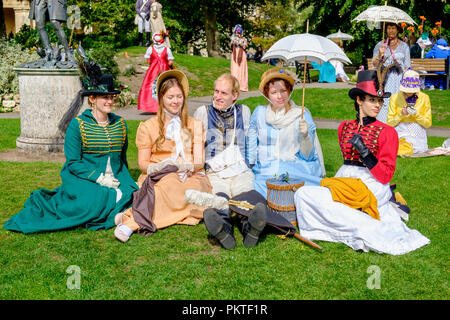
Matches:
[[29, 0, 76, 66]]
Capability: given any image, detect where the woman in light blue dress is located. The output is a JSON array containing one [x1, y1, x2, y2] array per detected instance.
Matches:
[[372, 22, 411, 123], [246, 68, 324, 197]]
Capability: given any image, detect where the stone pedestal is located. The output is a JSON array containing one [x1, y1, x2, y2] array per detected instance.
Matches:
[[14, 67, 87, 153]]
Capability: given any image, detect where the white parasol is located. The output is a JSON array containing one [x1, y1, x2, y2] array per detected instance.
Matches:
[[261, 33, 352, 65], [353, 2, 417, 41], [326, 29, 354, 41], [352, 4, 417, 25], [261, 21, 352, 118]]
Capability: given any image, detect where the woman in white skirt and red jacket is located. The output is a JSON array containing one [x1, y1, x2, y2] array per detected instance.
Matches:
[[294, 70, 430, 255]]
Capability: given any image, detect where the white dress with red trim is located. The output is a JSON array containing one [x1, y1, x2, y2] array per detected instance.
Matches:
[[294, 116, 430, 255]]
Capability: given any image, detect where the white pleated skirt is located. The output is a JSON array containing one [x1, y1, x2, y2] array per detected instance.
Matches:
[[294, 165, 430, 255]]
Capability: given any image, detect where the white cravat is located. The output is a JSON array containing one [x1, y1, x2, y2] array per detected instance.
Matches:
[[164, 109, 185, 160], [265, 101, 301, 161]]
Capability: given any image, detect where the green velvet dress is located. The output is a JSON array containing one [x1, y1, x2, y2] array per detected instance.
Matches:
[[4, 109, 138, 234]]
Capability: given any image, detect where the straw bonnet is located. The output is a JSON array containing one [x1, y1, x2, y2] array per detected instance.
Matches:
[[156, 69, 189, 98], [399, 69, 421, 93], [258, 68, 296, 95]]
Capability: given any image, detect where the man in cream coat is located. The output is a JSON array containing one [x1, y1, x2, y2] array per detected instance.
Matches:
[[193, 74, 266, 250]]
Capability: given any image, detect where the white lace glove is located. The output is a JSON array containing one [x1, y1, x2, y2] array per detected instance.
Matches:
[[299, 119, 309, 137], [175, 161, 194, 182], [298, 120, 312, 156], [147, 159, 176, 175], [147, 159, 194, 176], [96, 173, 120, 189], [176, 161, 194, 173]]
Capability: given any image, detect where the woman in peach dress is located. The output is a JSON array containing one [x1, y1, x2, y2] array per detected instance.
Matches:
[[114, 70, 212, 242]]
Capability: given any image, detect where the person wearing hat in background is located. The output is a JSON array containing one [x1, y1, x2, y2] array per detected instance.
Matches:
[[372, 22, 411, 123], [137, 32, 174, 113], [246, 68, 324, 198], [294, 70, 430, 255], [114, 70, 212, 242], [425, 38, 450, 60], [135, 0, 152, 47], [425, 38, 450, 90], [4, 59, 138, 234], [149, 0, 170, 48], [230, 24, 248, 92], [193, 73, 266, 249], [387, 69, 432, 155], [417, 33, 433, 59]]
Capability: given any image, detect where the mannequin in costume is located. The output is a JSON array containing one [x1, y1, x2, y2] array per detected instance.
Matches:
[[114, 70, 212, 242], [4, 57, 137, 234], [246, 68, 325, 198], [150, 0, 170, 48], [135, 0, 152, 46], [294, 70, 430, 255], [387, 69, 432, 155], [193, 74, 266, 249], [137, 33, 174, 113], [230, 24, 248, 92]]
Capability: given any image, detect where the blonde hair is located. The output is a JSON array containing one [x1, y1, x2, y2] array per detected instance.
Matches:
[[215, 73, 240, 99], [154, 77, 190, 149]]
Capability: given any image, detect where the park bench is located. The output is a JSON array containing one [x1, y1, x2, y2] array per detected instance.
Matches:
[[367, 57, 450, 89]]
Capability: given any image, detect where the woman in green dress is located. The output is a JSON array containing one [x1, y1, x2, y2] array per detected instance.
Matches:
[[4, 71, 138, 234]]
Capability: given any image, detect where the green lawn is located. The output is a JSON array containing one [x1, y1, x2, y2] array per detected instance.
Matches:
[[116, 48, 449, 128], [239, 89, 450, 128], [0, 119, 448, 300], [118, 47, 273, 97]]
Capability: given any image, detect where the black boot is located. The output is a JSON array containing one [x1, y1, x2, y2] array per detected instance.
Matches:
[[145, 32, 151, 47], [204, 208, 236, 249], [242, 202, 267, 247], [138, 33, 143, 46], [204, 192, 236, 249]]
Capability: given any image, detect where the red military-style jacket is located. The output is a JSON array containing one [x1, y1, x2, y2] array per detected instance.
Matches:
[[338, 116, 399, 185]]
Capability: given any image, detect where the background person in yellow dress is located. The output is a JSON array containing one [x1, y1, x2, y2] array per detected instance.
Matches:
[[387, 69, 432, 155]]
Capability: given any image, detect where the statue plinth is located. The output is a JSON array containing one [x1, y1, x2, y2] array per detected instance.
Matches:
[[14, 67, 87, 153]]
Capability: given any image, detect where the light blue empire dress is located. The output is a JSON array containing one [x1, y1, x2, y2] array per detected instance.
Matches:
[[246, 104, 323, 198]]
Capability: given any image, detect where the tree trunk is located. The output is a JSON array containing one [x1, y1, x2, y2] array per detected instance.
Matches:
[[0, 0, 6, 38], [201, 3, 220, 57]]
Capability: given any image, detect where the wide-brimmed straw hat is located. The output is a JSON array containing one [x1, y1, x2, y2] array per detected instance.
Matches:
[[348, 70, 391, 100], [156, 69, 189, 98], [399, 69, 421, 93], [258, 68, 296, 95]]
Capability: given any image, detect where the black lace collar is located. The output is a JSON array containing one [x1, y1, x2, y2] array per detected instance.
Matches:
[[213, 104, 236, 119], [356, 113, 376, 126]]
